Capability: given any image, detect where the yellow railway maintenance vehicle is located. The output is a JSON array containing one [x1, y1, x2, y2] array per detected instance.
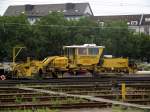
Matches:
[[11, 44, 137, 78], [63, 44, 136, 75], [12, 56, 68, 78], [63, 44, 104, 75]]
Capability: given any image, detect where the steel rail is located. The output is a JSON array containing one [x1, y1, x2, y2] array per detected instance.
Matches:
[[1, 76, 150, 86], [0, 102, 111, 110]]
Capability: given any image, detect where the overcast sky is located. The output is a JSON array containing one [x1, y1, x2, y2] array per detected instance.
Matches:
[[0, 0, 150, 16]]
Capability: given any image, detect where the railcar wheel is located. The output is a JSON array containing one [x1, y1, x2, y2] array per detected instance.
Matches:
[[52, 72, 58, 78], [92, 71, 99, 77], [37, 69, 43, 79], [5, 71, 12, 79], [12, 70, 18, 78]]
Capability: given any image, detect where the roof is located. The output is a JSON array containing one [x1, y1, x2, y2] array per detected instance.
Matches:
[[63, 44, 105, 48], [4, 3, 93, 17], [91, 14, 150, 25]]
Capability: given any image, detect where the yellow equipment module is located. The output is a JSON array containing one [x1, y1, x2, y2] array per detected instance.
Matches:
[[63, 44, 104, 71], [100, 58, 130, 73], [42, 56, 68, 72], [63, 44, 136, 74], [13, 59, 43, 77], [13, 63, 32, 77], [13, 56, 68, 78]]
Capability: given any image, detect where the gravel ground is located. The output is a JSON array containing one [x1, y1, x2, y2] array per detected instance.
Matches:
[[61, 108, 112, 112]]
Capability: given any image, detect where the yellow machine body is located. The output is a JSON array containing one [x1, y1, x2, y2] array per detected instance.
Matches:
[[63, 44, 136, 73], [102, 58, 129, 68], [76, 48, 103, 66], [13, 56, 68, 77], [12, 44, 137, 78], [13, 59, 43, 77], [100, 58, 130, 72], [13, 63, 32, 77], [43, 56, 68, 71], [63, 44, 104, 70]]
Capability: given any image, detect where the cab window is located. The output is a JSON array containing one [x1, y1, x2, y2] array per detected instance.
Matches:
[[68, 48, 74, 56], [88, 48, 99, 55], [64, 48, 74, 56], [78, 48, 87, 55]]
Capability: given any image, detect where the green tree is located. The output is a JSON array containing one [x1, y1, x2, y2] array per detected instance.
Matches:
[[0, 12, 150, 62]]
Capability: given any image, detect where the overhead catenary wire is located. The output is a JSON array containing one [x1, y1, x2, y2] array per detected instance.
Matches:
[[0, 22, 134, 29]]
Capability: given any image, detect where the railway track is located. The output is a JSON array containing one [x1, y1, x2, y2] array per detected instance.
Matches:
[[0, 102, 111, 110], [1, 76, 150, 110], [1, 76, 150, 86], [1, 83, 150, 110], [0, 86, 112, 110]]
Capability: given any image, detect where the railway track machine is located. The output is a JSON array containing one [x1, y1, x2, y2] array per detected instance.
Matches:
[[11, 44, 136, 78]]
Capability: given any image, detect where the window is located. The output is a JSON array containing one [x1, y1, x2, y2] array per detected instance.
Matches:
[[145, 18, 150, 22], [99, 22, 104, 27], [78, 48, 87, 55], [88, 48, 99, 55], [63, 10, 66, 12], [68, 48, 74, 56], [49, 11, 52, 13], [127, 22, 130, 25], [37, 18, 40, 21], [15, 11, 19, 14], [74, 17, 80, 20], [131, 21, 138, 25], [36, 11, 39, 14], [64, 48, 75, 57], [75, 9, 79, 12]]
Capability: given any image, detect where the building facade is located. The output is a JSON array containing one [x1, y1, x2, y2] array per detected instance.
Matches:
[[91, 14, 150, 35], [4, 3, 93, 24], [4, 3, 150, 35]]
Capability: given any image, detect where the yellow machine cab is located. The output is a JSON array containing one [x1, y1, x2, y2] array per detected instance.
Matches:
[[63, 44, 105, 66]]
